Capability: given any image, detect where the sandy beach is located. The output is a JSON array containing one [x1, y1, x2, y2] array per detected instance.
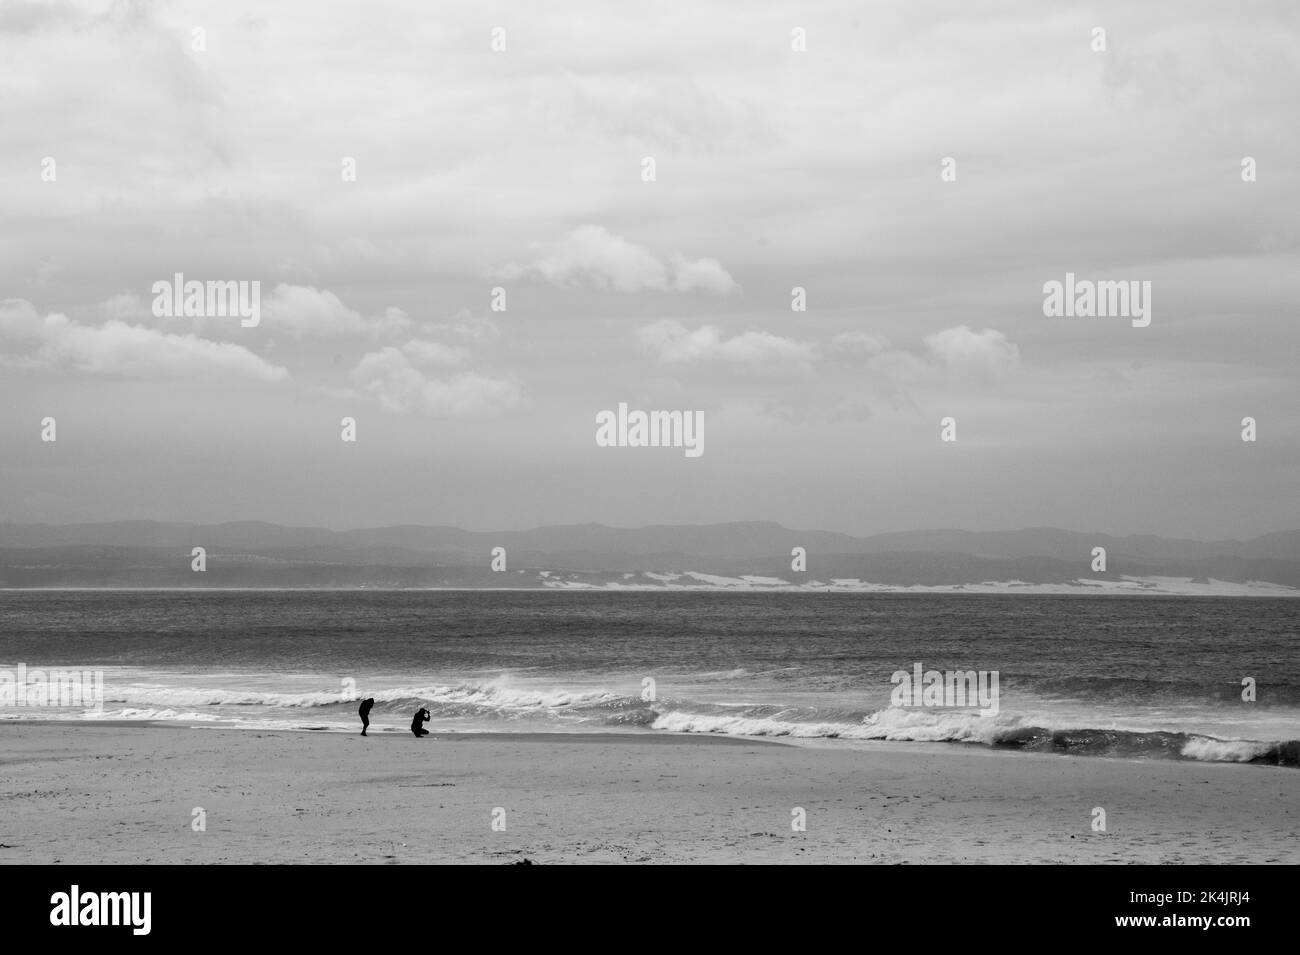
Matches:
[[1, 722, 1295, 864]]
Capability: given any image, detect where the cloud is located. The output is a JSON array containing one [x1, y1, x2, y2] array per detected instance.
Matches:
[[499, 226, 738, 296], [637, 320, 817, 369], [634, 320, 1020, 414], [637, 320, 1019, 385], [0, 0, 80, 35], [349, 345, 519, 417], [427, 308, 501, 344], [922, 325, 1021, 381], [100, 292, 142, 321], [0, 298, 46, 341], [830, 331, 891, 357], [863, 347, 934, 383], [668, 253, 739, 296], [852, 325, 1020, 386], [261, 285, 412, 338], [401, 338, 470, 368], [0, 298, 288, 381]]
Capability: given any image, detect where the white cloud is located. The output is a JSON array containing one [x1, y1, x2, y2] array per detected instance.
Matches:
[[261, 285, 412, 338], [0, 298, 45, 340], [427, 308, 502, 344], [668, 253, 739, 296], [349, 346, 519, 417], [0, 298, 288, 381], [864, 348, 934, 383], [637, 320, 817, 369], [100, 292, 142, 321], [830, 331, 891, 357], [499, 225, 738, 296], [922, 325, 1021, 381], [824, 325, 1021, 385], [638, 320, 1019, 386], [401, 338, 470, 368]]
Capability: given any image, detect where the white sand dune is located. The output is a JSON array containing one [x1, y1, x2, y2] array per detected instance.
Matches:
[[539, 572, 1299, 596]]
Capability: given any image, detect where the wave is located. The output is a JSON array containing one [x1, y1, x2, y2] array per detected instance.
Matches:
[[16, 676, 1297, 766], [102, 680, 619, 711], [1179, 736, 1297, 764], [651, 710, 878, 739], [651, 705, 1300, 766]]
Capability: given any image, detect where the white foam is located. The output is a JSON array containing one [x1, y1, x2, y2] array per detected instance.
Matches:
[[1180, 736, 1272, 762], [99, 677, 618, 712]]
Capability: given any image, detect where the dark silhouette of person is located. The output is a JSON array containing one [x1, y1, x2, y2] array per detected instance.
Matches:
[[358, 698, 374, 736], [411, 706, 431, 738]]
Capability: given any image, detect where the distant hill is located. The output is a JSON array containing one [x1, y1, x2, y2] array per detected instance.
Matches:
[[1, 520, 1298, 591]]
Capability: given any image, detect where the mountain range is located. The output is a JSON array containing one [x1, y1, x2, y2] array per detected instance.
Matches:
[[1, 521, 1298, 592]]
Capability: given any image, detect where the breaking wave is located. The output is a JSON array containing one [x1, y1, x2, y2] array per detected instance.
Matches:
[[14, 677, 1295, 766]]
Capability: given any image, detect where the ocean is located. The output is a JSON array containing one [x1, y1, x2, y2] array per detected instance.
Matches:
[[1, 590, 1297, 766]]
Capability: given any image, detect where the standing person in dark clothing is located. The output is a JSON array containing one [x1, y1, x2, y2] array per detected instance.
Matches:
[[411, 706, 431, 738], [358, 697, 375, 736]]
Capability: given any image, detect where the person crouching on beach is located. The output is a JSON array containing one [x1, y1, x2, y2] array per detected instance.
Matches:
[[411, 706, 432, 738], [359, 697, 374, 736]]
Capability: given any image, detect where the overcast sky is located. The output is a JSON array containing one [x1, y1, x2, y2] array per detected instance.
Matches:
[[1, 0, 1297, 539]]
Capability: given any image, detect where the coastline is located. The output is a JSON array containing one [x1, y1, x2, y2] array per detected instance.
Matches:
[[2, 722, 1296, 864], [2, 583, 1297, 595]]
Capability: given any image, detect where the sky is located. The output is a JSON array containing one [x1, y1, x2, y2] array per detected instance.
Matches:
[[1, 0, 1297, 538]]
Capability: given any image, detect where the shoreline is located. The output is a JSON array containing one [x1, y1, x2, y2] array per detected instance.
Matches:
[[5, 718, 780, 745], [3, 585, 1297, 596], [2, 722, 1296, 863], [3, 717, 1296, 768]]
